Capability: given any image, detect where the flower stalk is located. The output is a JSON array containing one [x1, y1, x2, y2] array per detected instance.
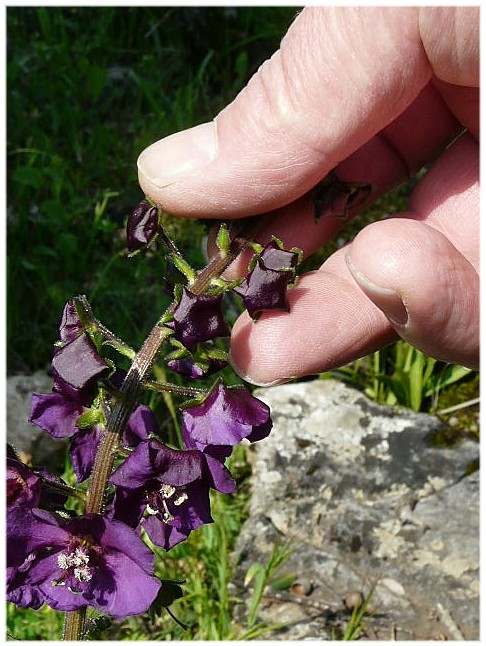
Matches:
[[8, 206, 297, 641], [64, 220, 258, 639]]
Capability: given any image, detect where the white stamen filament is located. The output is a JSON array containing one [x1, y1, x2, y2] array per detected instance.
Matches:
[[55, 547, 93, 588], [160, 484, 176, 498]]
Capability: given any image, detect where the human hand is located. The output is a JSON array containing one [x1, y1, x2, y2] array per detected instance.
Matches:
[[137, 7, 479, 384]]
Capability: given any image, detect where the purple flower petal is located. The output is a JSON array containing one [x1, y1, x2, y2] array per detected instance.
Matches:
[[167, 356, 205, 379], [51, 333, 109, 400], [57, 300, 84, 344], [171, 287, 229, 349], [234, 241, 299, 319], [167, 354, 226, 380], [109, 440, 221, 551], [29, 392, 84, 439], [69, 425, 103, 483], [127, 199, 159, 253], [182, 383, 272, 450], [9, 511, 161, 619], [142, 481, 213, 550], [108, 486, 145, 528], [124, 405, 157, 447], [202, 454, 236, 494], [7, 458, 41, 510], [260, 241, 298, 271], [110, 440, 204, 490]]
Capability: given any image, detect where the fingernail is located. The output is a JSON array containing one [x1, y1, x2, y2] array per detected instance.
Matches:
[[229, 352, 295, 387], [345, 253, 409, 326], [137, 122, 217, 188]]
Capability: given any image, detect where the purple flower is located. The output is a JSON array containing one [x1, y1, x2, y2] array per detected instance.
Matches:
[[313, 176, 371, 221], [182, 382, 272, 459], [29, 394, 153, 483], [57, 300, 84, 344], [7, 454, 68, 513], [51, 333, 110, 405], [170, 287, 229, 350], [7, 508, 161, 619], [127, 199, 159, 252], [28, 392, 99, 483], [234, 240, 299, 319], [109, 439, 234, 550], [7, 457, 42, 511], [167, 349, 227, 380]]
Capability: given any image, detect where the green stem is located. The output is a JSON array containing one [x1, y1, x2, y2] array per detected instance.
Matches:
[[63, 219, 258, 640], [143, 379, 207, 398], [63, 607, 87, 641]]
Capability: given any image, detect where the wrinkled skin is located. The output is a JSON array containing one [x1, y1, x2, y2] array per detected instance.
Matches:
[[137, 7, 479, 384]]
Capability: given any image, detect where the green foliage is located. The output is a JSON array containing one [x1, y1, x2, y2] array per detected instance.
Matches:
[[365, 343, 472, 412], [6, 603, 64, 641], [244, 541, 294, 628], [341, 591, 373, 641], [7, 6, 298, 371], [323, 340, 474, 414]]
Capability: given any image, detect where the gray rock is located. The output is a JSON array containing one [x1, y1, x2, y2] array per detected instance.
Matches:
[[7, 371, 64, 467], [231, 379, 479, 640]]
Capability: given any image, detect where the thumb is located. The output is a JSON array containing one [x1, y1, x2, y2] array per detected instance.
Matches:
[[138, 7, 430, 218]]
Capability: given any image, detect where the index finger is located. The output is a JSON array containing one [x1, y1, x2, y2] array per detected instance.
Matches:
[[138, 7, 431, 218]]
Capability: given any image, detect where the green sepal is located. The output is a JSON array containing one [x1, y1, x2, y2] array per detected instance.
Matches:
[[165, 342, 192, 362], [209, 276, 244, 294], [75, 405, 104, 429], [205, 347, 228, 362], [172, 282, 183, 304], [249, 241, 264, 255], [178, 377, 219, 409], [269, 235, 285, 250], [290, 246, 303, 264], [170, 254, 196, 284], [215, 222, 231, 258]]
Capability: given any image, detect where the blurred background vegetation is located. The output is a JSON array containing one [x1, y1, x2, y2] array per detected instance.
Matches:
[[7, 6, 298, 371], [7, 6, 478, 641]]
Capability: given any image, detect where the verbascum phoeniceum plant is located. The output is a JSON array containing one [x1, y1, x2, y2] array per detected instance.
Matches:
[[7, 196, 302, 640]]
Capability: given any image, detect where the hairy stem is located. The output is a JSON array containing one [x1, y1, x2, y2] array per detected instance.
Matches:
[[64, 219, 258, 640]]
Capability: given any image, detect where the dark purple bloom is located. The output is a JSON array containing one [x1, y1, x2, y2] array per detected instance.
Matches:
[[7, 458, 42, 511], [167, 356, 206, 379], [29, 392, 85, 439], [51, 333, 110, 405], [313, 176, 372, 221], [7, 554, 45, 610], [170, 287, 229, 350], [109, 439, 234, 550], [167, 351, 227, 380], [182, 383, 272, 458], [57, 300, 84, 344], [7, 508, 161, 619], [234, 241, 299, 319], [123, 404, 158, 446], [29, 393, 153, 483], [127, 199, 159, 252], [7, 451, 69, 514]]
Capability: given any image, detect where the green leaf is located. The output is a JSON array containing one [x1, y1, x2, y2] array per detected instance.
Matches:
[[247, 568, 266, 627], [269, 573, 297, 591], [12, 165, 43, 189], [244, 563, 264, 587]]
